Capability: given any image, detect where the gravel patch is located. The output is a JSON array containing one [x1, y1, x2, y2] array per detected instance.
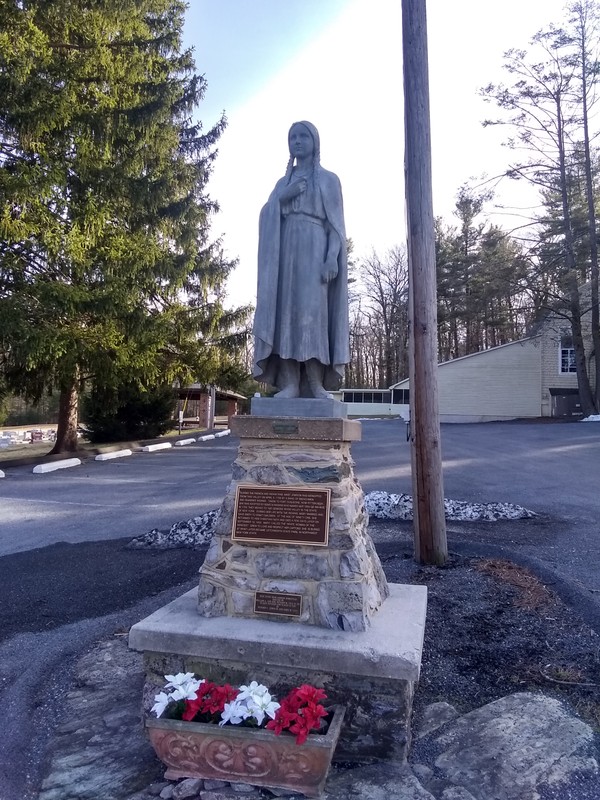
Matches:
[[127, 493, 536, 551], [364, 491, 536, 522], [127, 512, 218, 550]]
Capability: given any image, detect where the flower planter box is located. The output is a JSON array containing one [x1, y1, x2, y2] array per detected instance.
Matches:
[[146, 705, 345, 798]]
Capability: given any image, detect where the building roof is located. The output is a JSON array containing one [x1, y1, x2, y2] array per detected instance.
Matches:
[[178, 385, 247, 401], [389, 335, 542, 389]]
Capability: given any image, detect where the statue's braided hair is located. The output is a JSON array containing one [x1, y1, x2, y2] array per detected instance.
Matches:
[[285, 121, 321, 188]]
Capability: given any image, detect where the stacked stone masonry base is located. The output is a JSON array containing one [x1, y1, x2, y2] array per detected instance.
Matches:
[[197, 416, 389, 632]]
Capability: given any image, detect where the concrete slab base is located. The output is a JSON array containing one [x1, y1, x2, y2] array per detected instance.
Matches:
[[129, 583, 427, 763], [251, 396, 347, 418]]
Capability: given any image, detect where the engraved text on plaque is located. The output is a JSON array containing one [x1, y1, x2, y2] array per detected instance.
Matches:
[[232, 485, 330, 546]]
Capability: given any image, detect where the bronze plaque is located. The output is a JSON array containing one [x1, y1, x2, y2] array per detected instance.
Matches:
[[254, 591, 302, 617], [232, 485, 330, 546]]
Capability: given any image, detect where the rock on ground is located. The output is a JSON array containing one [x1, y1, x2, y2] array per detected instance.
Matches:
[[364, 492, 536, 522], [423, 693, 598, 800]]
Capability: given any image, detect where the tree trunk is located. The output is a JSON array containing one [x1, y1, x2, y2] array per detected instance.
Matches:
[[50, 381, 79, 454], [579, 27, 600, 412], [555, 94, 596, 417]]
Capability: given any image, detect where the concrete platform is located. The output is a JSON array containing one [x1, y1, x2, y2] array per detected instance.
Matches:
[[130, 583, 425, 680], [129, 583, 427, 761]]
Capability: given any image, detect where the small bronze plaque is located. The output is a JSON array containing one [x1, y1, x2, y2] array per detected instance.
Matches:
[[254, 591, 302, 617], [272, 421, 299, 434], [232, 485, 330, 546]]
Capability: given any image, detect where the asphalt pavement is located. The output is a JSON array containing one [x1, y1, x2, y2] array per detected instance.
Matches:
[[1, 418, 600, 800], [0, 437, 236, 555], [2, 418, 600, 586]]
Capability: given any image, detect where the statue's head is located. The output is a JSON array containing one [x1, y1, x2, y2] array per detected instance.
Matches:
[[288, 121, 320, 165]]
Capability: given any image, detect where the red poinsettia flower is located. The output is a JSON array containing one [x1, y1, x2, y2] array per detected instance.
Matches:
[[182, 681, 239, 721], [265, 685, 328, 744], [295, 684, 327, 705]]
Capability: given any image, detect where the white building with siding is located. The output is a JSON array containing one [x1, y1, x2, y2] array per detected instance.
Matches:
[[336, 289, 596, 422], [390, 336, 543, 423]]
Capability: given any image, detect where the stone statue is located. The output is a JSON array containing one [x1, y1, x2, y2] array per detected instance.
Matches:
[[253, 121, 350, 399]]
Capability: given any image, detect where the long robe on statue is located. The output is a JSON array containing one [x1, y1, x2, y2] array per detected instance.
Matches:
[[253, 164, 350, 392]]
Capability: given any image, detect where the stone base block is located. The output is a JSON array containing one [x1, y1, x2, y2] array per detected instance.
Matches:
[[251, 397, 347, 418], [129, 583, 427, 763]]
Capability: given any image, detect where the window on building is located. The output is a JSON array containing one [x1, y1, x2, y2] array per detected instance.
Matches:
[[392, 388, 410, 404], [559, 334, 576, 373], [342, 390, 393, 403], [373, 392, 391, 403]]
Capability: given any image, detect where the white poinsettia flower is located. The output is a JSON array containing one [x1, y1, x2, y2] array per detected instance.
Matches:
[[264, 699, 281, 720], [170, 682, 201, 702], [219, 699, 250, 727], [246, 695, 281, 726], [164, 672, 198, 689], [237, 681, 270, 701], [164, 674, 203, 701], [151, 691, 171, 718]]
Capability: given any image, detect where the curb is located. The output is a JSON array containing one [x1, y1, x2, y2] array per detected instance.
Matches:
[[32, 458, 82, 474], [1, 428, 233, 475], [141, 443, 172, 453], [95, 449, 133, 462]]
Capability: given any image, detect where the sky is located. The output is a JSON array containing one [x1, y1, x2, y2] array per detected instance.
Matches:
[[183, 0, 570, 308]]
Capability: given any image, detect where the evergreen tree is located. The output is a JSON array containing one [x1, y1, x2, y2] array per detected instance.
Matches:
[[0, 1, 250, 452], [481, 10, 600, 414], [435, 187, 533, 360]]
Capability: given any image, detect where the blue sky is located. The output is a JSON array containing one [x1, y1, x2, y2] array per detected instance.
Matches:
[[183, 0, 569, 308], [184, 1, 349, 127]]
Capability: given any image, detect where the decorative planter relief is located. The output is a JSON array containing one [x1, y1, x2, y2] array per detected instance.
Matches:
[[146, 705, 345, 798]]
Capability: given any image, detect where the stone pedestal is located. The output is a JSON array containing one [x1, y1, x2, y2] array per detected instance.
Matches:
[[197, 416, 389, 632], [129, 583, 427, 762], [129, 412, 427, 765]]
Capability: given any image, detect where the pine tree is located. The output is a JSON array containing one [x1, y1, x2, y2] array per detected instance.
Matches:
[[0, 1, 250, 452], [435, 187, 532, 360], [481, 11, 599, 414]]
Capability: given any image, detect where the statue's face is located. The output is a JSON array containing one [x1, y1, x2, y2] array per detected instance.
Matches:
[[288, 124, 314, 159]]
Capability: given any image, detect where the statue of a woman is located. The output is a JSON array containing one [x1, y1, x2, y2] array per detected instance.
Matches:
[[253, 121, 350, 399]]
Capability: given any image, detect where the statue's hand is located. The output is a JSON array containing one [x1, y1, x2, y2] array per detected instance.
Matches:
[[278, 179, 307, 202], [321, 257, 338, 283]]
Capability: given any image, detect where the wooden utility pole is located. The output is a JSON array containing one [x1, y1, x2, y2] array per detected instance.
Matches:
[[402, 0, 447, 565]]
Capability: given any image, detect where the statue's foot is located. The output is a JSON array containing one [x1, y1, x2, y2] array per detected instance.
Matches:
[[308, 382, 329, 399], [275, 385, 300, 399]]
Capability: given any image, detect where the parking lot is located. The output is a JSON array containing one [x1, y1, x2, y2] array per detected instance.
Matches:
[[1, 418, 599, 593]]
